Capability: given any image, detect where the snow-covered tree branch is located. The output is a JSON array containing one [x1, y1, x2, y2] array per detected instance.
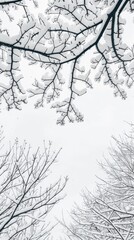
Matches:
[[0, 131, 67, 239], [63, 125, 134, 239], [0, 0, 134, 123]]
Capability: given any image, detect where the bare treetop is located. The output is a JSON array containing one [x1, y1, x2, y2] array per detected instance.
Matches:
[[0, 0, 134, 123], [62, 126, 134, 239], [0, 134, 67, 240]]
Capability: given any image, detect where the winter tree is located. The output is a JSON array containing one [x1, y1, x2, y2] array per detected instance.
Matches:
[[0, 0, 134, 124], [0, 130, 67, 240], [63, 126, 134, 239]]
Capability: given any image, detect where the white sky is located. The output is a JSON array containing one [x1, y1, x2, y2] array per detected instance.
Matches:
[[1, 81, 134, 238], [1, 1, 134, 238]]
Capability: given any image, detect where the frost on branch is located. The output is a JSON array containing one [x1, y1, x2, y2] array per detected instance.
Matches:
[[0, 0, 134, 123], [0, 136, 67, 239]]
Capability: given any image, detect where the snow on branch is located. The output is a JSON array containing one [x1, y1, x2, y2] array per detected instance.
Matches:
[[62, 125, 134, 239], [0, 0, 134, 123]]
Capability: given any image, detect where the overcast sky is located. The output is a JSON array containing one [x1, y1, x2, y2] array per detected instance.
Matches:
[[1, 80, 134, 238], [1, 1, 134, 238]]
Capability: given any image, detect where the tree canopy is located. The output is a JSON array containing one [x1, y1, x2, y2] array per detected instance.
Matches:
[[0, 0, 134, 123]]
